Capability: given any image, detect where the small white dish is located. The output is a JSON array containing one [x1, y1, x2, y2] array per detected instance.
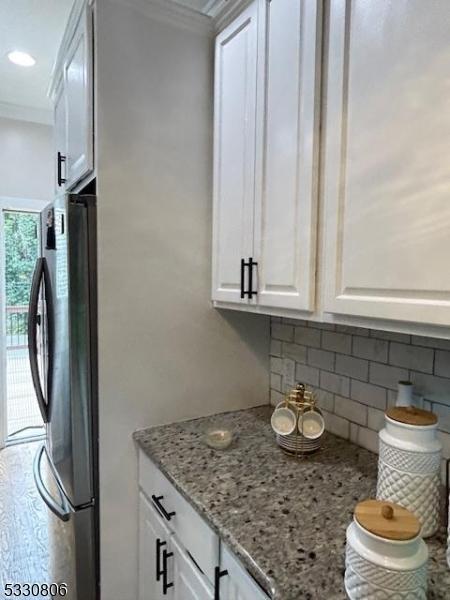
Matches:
[[271, 404, 297, 436], [298, 410, 325, 439], [205, 427, 234, 450]]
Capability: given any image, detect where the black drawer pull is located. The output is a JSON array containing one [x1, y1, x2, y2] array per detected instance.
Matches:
[[151, 494, 176, 521], [214, 566, 228, 600], [156, 538, 166, 582], [162, 548, 174, 595]]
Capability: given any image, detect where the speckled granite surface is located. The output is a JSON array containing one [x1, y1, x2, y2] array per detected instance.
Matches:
[[133, 406, 450, 599]]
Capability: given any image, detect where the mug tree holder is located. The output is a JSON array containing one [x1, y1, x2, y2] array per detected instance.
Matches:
[[275, 383, 323, 458]]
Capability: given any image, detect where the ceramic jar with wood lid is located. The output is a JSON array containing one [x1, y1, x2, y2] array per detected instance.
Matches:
[[345, 499, 428, 599], [377, 406, 441, 538]]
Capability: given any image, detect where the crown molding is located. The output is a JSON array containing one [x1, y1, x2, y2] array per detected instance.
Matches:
[[0, 102, 52, 126], [110, 0, 214, 36], [205, 0, 252, 31]]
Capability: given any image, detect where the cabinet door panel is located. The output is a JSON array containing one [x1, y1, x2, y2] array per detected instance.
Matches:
[[323, 0, 450, 326], [172, 538, 213, 600], [64, 4, 93, 189], [254, 0, 321, 311], [212, 2, 260, 304], [54, 79, 67, 193], [138, 492, 173, 600], [220, 545, 268, 600]]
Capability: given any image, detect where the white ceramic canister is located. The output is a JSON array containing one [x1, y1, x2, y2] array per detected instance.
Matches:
[[345, 499, 428, 600], [377, 406, 441, 538]]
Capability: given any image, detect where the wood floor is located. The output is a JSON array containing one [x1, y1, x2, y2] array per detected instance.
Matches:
[[0, 443, 76, 600]]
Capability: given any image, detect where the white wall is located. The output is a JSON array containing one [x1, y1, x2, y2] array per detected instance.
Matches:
[[95, 2, 269, 599], [0, 117, 53, 201]]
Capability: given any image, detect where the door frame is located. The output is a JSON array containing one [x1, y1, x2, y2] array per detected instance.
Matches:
[[0, 196, 48, 449]]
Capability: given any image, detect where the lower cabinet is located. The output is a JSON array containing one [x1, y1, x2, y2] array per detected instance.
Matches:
[[219, 544, 269, 600], [172, 536, 214, 600], [138, 451, 269, 600], [138, 492, 173, 600]]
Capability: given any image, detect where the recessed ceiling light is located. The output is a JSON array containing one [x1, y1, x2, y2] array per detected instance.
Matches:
[[7, 51, 36, 67]]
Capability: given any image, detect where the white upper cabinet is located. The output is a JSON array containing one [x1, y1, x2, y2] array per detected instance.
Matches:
[[64, 3, 94, 189], [54, 78, 67, 193], [212, 0, 321, 311], [212, 1, 260, 304], [323, 0, 450, 327], [254, 0, 321, 311]]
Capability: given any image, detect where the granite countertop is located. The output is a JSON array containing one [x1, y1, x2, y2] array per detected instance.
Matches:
[[133, 405, 450, 600]]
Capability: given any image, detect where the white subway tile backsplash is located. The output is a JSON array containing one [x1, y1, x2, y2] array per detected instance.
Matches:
[[430, 402, 450, 434], [369, 363, 408, 390], [295, 363, 320, 387], [367, 407, 385, 432], [410, 372, 450, 404], [322, 410, 350, 439], [282, 342, 307, 364], [270, 339, 282, 357], [335, 354, 369, 381], [270, 356, 283, 376], [322, 331, 352, 354], [294, 325, 321, 348], [270, 373, 282, 392], [271, 323, 294, 342], [412, 335, 450, 351], [320, 371, 350, 396], [435, 350, 450, 378], [316, 389, 334, 412], [335, 395, 367, 426], [268, 317, 450, 474], [353, 336, 388, 363], [355, 426, 379, 454], [307, 348, 335, 371], [270, 389, 284, 407], [283, 358, 295, 386], [370, 330, 411, 343], [351, 380, 387, 410], [389, 342, 434, 373]]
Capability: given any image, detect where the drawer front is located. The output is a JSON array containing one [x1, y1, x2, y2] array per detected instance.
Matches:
[[139, 450, 219, 581]]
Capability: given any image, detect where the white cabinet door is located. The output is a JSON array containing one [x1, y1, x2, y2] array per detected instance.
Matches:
[[138, 492, 174, 600], [172, 537, 214, 600], [254, 0, 321, 311], [54, 78, 67, 193], [212, 1, 260, 304], [64, 3, 93, 189], [220, 545, 268, 600], [323, 0, 450, 326]]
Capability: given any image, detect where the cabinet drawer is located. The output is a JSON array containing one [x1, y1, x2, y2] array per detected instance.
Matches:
[[139, 450, 219, 581]]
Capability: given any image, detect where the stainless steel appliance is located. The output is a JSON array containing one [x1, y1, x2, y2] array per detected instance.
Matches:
[[28, 193, 98, 600]]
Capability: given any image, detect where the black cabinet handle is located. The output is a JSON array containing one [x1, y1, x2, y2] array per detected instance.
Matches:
[[151, 494, 176, 521], [248, 257, 258, 299], [240, 258, 258, 299], [156, 539, 166, 582], [214, 566, 228, 600], [162, 548, 174, 595], [240, 258, 245, 299], [57, 151, 66, 186]]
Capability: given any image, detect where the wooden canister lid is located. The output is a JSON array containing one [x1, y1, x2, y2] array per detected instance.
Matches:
[[386, 406, 437, 426], [355, 499, 421, 541]]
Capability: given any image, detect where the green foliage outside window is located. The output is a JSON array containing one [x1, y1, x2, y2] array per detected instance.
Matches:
[[4, 211, 39, 307]]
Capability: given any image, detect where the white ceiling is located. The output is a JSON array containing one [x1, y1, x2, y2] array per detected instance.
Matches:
[[0, 0, 73, 119]]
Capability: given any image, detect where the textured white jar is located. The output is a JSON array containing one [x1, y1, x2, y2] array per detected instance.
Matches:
[[345, 517, 428, 599], [377, 412, 441, 538]]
